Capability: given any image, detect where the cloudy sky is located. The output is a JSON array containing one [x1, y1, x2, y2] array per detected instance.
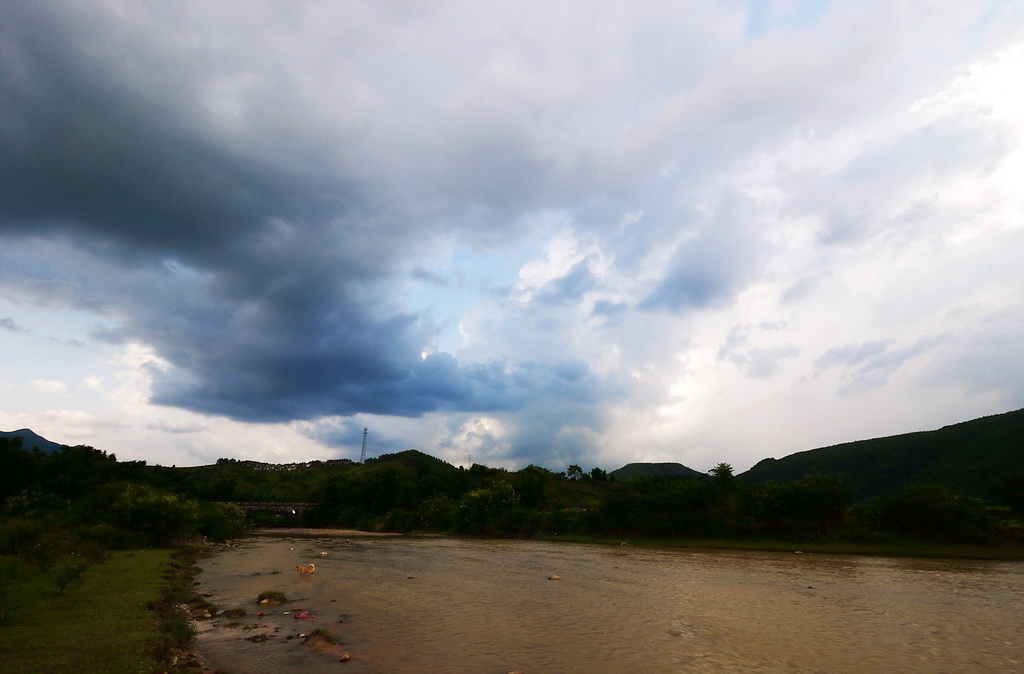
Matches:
[[2, 1, 1022, 472]]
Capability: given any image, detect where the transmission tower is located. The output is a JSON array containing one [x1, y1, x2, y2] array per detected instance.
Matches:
[[360, 428, 368, 463]]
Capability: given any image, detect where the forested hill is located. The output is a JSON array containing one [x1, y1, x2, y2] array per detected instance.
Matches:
[[610, 462, 706, 481], [0, 428, 63, 454], [738, 408, 1024, 501], [8, 408, 1022, 506], [5, 412, 1024, 545]]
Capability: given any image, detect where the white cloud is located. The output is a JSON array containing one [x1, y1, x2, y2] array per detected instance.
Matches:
[[29, 379, 67, 394]]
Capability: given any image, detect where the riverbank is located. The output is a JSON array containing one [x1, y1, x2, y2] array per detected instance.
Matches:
[[245, 525, 1024, 560], [255, 527, 402, 537], [0, 549, 185, 674]]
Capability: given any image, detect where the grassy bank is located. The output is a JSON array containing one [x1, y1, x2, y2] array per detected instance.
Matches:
[[0, 549, 182, 674], [537, 533, 1024, 561]]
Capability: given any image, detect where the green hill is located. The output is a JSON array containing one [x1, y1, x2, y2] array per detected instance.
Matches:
[[10, 408, 1021, 507], [738, 408, 1024, 501], [610, 462, 706, 481]]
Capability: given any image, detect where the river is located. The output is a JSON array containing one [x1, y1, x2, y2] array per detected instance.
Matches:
[[192, 533, 1023, 673]]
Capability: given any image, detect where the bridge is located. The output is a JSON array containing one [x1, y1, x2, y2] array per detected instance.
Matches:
[[231, 502, 317, 518]]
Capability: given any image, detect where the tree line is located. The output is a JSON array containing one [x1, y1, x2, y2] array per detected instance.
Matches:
[[3, 435, 1022, 593]]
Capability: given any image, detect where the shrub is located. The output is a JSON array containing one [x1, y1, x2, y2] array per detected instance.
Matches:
[[196, 502, 248, 542], [77, 522, 139, 549], [256, 590, 287, 604], [992, 468, 1024, 519], [418, 494, 456, 530], [107, 483, 199, 546], [544, 508, 584, 536], [304, 628, 336, 644], [384, 508, 421, 532], [456, 483, 517, 535], [863, 484, 996, 543], [739, 473, 851, 538], [50, 557, 92, 594]]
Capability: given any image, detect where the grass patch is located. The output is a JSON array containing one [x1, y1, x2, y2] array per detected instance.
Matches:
[[538, 533, 1024, 560], [302, 627, 346, 658], [147, 545, 215, 662], [256, 590, 287, 604], [304, 627, 337, 645], [0, 549, 174, 674]]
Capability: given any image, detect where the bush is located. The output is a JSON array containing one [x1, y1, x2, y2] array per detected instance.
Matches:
[[474, 506, 542, 538], [0, 517, 50, 557], [50, 557, 92, 594], [107, 483, 199, 546], [863, 484, 996, 543], [256, 590, 287, 604], [418, 494, 457, 531], [77, 522, 140, 549], [304, 628, 336, 644], [456, 483, 517, 535], [992, 468, 1024, 519], [384, 508, 421, 532], [739, 473, 851, 538], [591, 478, 717, 537], [196, 502, 248, 542], [545, 509, 584, 536], [1, 490, 72, 520]]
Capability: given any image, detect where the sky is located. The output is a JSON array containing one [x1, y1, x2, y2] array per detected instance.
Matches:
[[1, 1, 1022, 473]]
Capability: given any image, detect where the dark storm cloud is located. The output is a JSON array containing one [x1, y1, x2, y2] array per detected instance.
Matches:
[[300, 418, 365, 452], [0, 1, 623, 423], [4, 276, 112, 315], [0, 6, 326, 259]]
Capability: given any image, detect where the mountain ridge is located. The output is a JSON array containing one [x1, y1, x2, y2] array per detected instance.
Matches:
[[0, 428, 64, 454], [8, 407, 1022, 501], [736, 408, 1024, 500]]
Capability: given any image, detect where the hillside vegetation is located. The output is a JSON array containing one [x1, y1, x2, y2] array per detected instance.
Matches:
[[610, 462, 706, 481], [2, 409, 1022, 561], [738, 408, 1024, 501]]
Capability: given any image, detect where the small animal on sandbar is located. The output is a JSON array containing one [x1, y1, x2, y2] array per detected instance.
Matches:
[[295, 563, 316, 576]]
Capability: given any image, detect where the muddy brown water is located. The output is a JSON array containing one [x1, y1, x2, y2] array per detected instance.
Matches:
[[193, 534, 1023, 673]]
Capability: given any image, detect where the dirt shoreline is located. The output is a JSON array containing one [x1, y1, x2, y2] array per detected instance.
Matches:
[[252, 527, 404, 537]]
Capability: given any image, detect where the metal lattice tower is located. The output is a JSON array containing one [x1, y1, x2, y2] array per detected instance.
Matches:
[[360, 427, 368, 463]]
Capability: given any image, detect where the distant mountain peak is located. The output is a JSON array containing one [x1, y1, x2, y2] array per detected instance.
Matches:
[[0, 428, 64, 454]]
